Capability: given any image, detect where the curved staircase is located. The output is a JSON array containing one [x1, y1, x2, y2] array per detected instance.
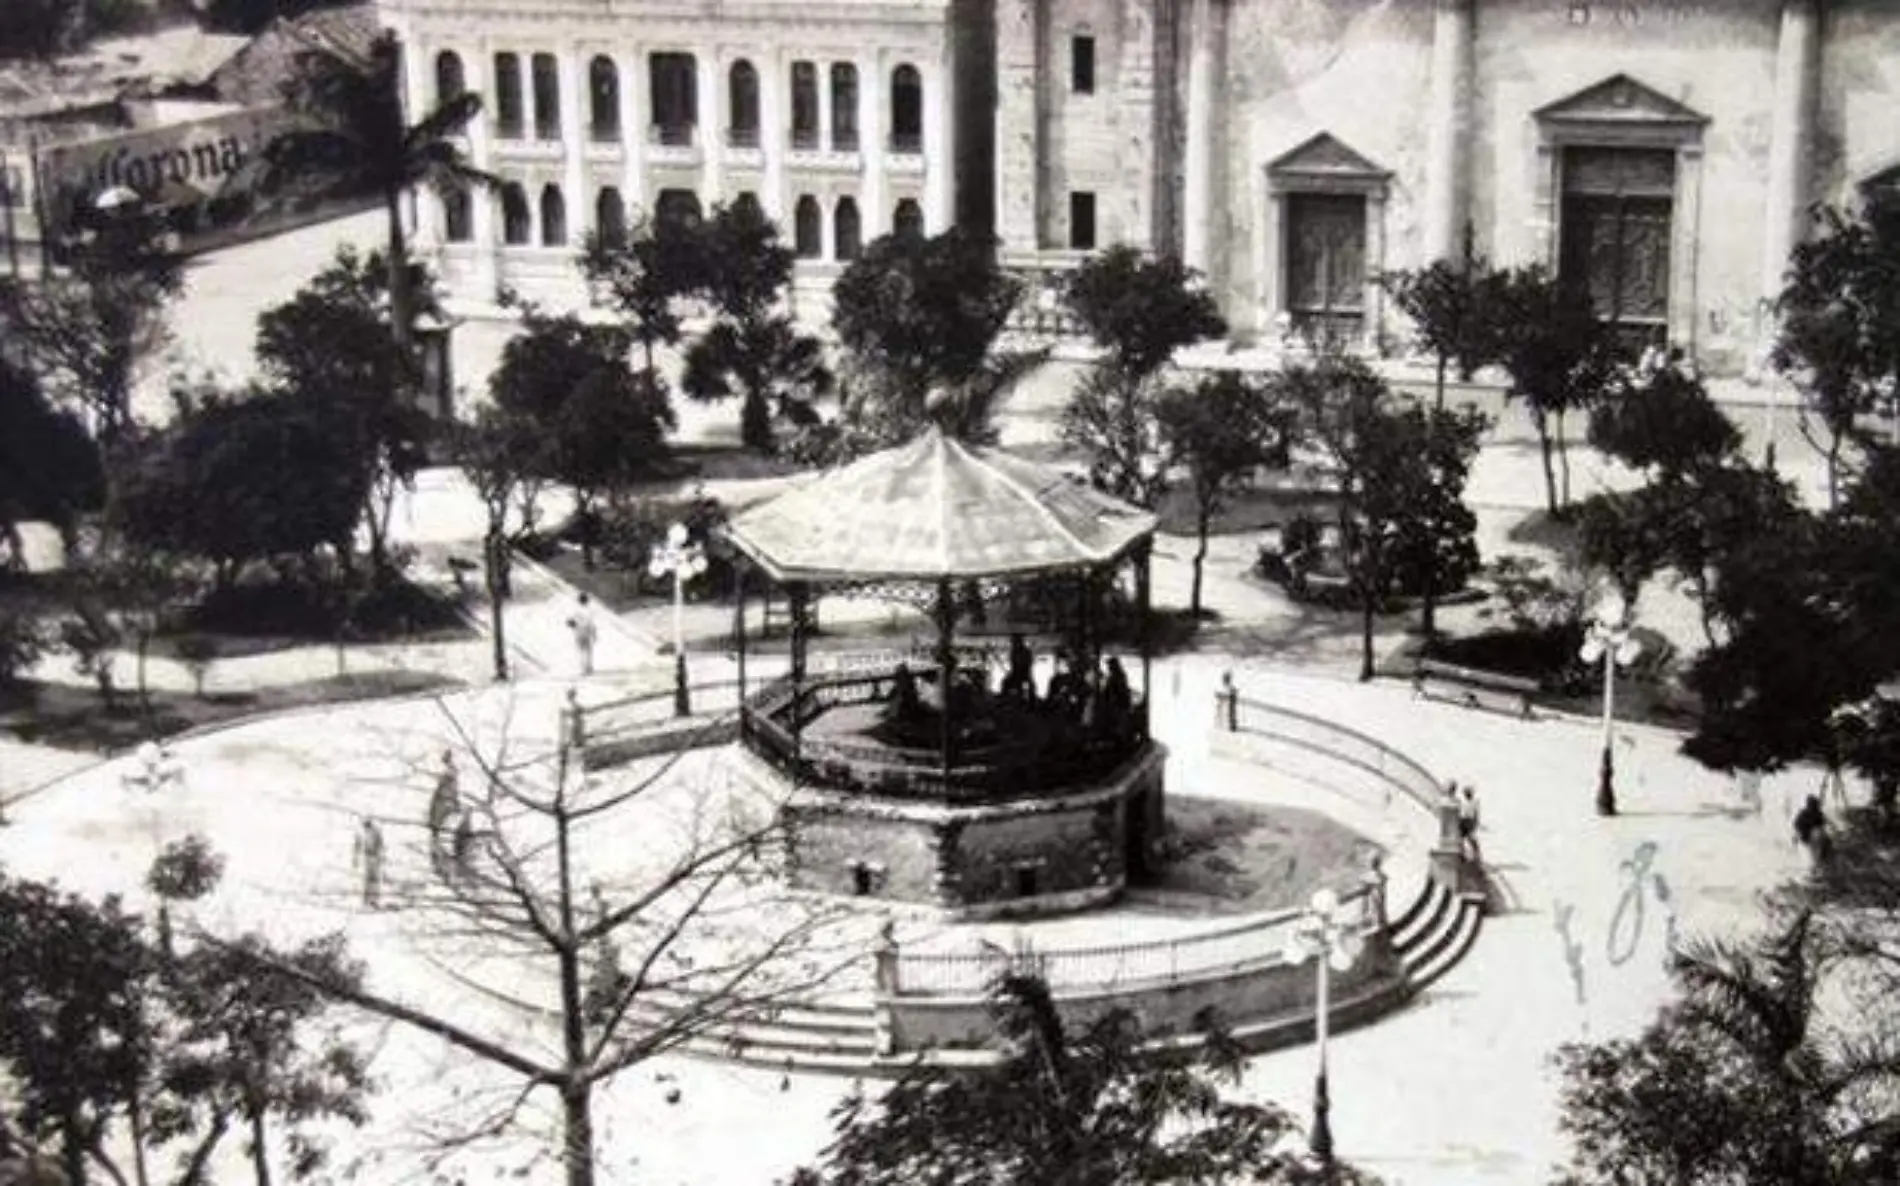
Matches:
[[1387, 877, 1486, 992]]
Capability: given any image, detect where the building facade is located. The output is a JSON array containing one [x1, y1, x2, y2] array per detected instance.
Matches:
[[999, 0, 1900, 375], [380, 0, 988, 311]]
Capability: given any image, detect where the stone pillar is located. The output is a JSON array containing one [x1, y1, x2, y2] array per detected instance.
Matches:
[[699, 51, 722, 207], [818, 59, 835, 156], [761, 51, 786, 221], [871, 917, 899, 1057], [397, 24, 438, 247], [1421, 0, 1474, 264], [1761, 0, 1820, 311], [1181, 0, 1218, 274], [860, 53, 886, 238], [924, 53, 953, 231], [470, 39, 499, 299], [559, 49, 586, 250], [620, 50, 646, 215], [1430, 797, 1468, 895]]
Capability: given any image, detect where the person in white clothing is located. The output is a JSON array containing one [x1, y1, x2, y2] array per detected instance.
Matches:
[[566, 593, 599, 676]]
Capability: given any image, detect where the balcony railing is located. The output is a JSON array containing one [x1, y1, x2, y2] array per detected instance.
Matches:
[[650, 122, 697, 148], [727, 125, 761, 148], [889, 131, 922, 154], [791, 127, 820, 151]]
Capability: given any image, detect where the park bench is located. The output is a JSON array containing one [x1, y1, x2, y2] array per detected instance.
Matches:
[[1413, 657, 1540, 718]]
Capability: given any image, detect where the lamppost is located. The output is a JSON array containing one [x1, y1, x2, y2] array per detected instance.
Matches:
[[1580, 589, 1643, 817], [1282, 886, 1364, 1168], [648, 522, 707, 717]]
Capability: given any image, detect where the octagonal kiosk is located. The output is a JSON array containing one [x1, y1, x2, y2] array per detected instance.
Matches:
[[722, 427, 1167, 919]]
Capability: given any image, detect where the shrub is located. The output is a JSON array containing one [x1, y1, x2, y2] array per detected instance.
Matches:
[[0, 608, 45, 689], [172, 633, 221, 699]]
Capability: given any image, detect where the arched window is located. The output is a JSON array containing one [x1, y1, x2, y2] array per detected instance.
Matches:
[[655, 187, 704, 230], [501, 183, 531, 244], [649, 53, 698, 145], [728, 60, 760, 147], [531, 52, 559, 140], [794, 195, 822, 258], [834, 197, 862, 260], [830, 63, 858, 151], [494, 52, 523, 138], [589, 56, 619, 141], [893, 197, 923, 239], [442, 186, 473, 242], [890, 64, 922, 153], [540, 184, 567, 246], [733, 191, 763, 222], [791, 62, 818, 150], [434, 51, 465, 106], [596, 187, 627, 245]]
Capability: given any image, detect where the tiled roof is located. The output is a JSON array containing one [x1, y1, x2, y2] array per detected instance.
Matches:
[[281, 3, 380, 68], [724, 427, 1156, 582]]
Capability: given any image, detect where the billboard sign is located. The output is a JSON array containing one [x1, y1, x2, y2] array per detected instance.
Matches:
[[31, 105, 378, 258]]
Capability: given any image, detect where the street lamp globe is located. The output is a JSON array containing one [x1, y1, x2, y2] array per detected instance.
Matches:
[[1581, 588, 1642, 815]]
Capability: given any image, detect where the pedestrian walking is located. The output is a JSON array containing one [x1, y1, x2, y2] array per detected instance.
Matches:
[[1456, 784, 1482, 861], [352, 817, 386, 909], [1793, 794, 1831, 868], [428, 749, 459, 879], [566, 593, 599, 677]]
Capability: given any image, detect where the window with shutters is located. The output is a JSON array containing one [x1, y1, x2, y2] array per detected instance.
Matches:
[[1559, 146, 1673, 352]]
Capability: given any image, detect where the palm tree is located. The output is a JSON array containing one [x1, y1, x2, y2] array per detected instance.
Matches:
[[265, 31, 495, 355]]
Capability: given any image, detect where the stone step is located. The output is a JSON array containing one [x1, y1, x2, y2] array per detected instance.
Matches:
[[1388, 879, 1451, 954], [1399, 894, 1485, 991]]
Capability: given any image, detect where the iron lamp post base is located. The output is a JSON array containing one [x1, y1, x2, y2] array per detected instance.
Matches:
[[1596, 744, 1617, 816]]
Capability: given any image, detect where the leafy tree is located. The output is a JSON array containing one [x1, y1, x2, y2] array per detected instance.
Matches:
[[265, 30, 493, 356], [112, 386, 364, 587], [1279, 356, 1434, 681], [1772, 191, 1900, 509], [1553, 912, 1900, 1185], [1391, 403, 1489, 640], [682, 201, 831, 451], [72, 535, 211, 722], [792, 973, 1375, 1186], [255, 249, 435, 577], [828, 227, 1035, 453], [456, 406, 540, 679], [1062, 246, 1227, 381], [1060, 248, 1227, 510], [0, 356, 104, 565], [577, 216, 702, 378], [489, 311, 674, 565], [156, 935, 372, 1186], [0, 876, 151, 1186], [1587, 360, 1742, 482], [1381, 244, 1511, 409], [1492, 265, 1621, 516], [0, 197, 184, 443], [1155, 370, 1293, 616], [1060, 365, 1171, 509]]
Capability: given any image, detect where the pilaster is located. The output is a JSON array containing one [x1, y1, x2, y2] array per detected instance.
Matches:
[[1115, 0, 1158, 251], [1761, 0, 1820, 311], [1422, 0, 1473, 263], [762, 51, 786, 221], [699, 51, 722, 206], [1181, 0, 1217, 274], [559, 49, 585, 244], [860, 51, 886, 238], [924, 50, 953, 231], [620, 49, 646, 214], [471, 36, 499, 297], [994, 0, 1043, 252]]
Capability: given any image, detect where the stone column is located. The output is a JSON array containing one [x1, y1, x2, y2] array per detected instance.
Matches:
[[761, 51, 786, 221], [818, 59, 834, 155], [923, 52, 953, 231], [860, 52, 886, 238], [1181, 0, 1217, 273], [559, 49, 586, 249], [620, 50, 646, 214], [1421, 0, 1474, 264], [396, 24, 438, 246], [699, 51, 722, 207], [470, 38, 499, 299], [1761, 0, 1820, 310]]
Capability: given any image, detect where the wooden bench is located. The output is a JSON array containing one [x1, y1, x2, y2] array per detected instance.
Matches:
[[1413, 658, 1540, 718]]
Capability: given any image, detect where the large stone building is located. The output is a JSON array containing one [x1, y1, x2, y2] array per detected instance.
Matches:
[[378, 0, 990, 312], [387, 0, 1900, 377]]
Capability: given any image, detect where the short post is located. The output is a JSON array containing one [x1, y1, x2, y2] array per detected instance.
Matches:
[[1217, 670, 1238, 732], [1430, 795, 1467, 895], [871, 918, 899, 1057]]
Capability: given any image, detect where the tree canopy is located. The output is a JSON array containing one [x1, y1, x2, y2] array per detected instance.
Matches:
[[1062, 246, 1227, 381], [0, 357, 104, 562]]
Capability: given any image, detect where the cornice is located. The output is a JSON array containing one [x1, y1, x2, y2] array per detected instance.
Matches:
[[385, 0, 951, 30]]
